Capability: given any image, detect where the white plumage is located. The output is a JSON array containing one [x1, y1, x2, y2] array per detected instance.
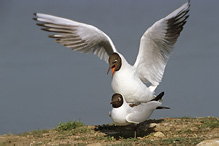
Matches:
[[34, 0, 190, 103], [109, 93, 163, 126]]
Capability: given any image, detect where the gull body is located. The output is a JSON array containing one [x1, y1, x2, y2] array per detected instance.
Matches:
[[109, 92, 168, 126], [110, 53, 153, 103], [34, 1, 190, 103]]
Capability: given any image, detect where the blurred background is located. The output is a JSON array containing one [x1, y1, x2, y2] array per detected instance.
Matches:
[[0, 0, 218, 134]]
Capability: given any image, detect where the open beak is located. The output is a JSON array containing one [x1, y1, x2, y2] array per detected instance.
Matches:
[[107, 65, 116, 78]]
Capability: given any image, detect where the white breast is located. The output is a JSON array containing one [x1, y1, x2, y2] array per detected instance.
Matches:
[[110, 103, 130, 126], [111, 55, 154, 103]]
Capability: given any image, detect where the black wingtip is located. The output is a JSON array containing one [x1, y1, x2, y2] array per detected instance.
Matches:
[[33, 13, 39, 21], [33, 18, 38, 21], [36, 23, 44, 27], [156, 106, 170, 109], [41, 28, 50, 32], [48, 35, 55, 38], [152, 91, 164, 101]]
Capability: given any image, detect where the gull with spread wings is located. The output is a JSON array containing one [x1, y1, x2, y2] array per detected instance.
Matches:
[[34, 0, 190, 103]]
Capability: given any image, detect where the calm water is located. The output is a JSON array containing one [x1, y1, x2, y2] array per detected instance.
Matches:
[[0, 0, 219, 134]]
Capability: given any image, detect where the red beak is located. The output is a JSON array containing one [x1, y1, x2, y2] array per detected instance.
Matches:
[[107, 65, 116, 78]]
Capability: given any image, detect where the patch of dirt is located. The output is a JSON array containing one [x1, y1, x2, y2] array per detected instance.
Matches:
[[0, 117, 218, 145]]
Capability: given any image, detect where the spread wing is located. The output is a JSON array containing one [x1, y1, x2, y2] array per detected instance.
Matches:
[[34, 13, 118, 62], [134, 1, 190, 87]]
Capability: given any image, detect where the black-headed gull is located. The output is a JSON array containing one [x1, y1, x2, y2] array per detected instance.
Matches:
[[34, 0, 190, 103], [109, 92, 169, 138], [109, 92, 169, 126]]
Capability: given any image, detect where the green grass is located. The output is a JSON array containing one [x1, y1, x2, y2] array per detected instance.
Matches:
[[201, 118, 219, 129], [70, 126, 91, 135], [2, 117, 218, 145], [56, 120, 85, 132], [157, 137, 204, 145], [55, 120, 92, 139]]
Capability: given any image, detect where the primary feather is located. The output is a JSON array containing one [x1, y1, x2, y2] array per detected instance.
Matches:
[[134, 1, 190, 86], [34, 13, 117, 62]]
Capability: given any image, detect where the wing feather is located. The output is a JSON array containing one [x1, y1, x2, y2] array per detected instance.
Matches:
[[134, 1, 190, 86], [126, 101, 161, 124], [34, 13, 118, 62]]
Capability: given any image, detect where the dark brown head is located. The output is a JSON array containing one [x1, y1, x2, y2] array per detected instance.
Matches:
[[110, 93, 123, 108], [107, 53, 122, 77]]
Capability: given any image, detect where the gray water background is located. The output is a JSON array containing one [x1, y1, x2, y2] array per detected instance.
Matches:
[[0, 0, 219, 134]]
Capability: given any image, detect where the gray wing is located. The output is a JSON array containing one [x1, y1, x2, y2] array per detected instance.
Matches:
[[134, 1, 190, 87], [34, 13, 118, 62]]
